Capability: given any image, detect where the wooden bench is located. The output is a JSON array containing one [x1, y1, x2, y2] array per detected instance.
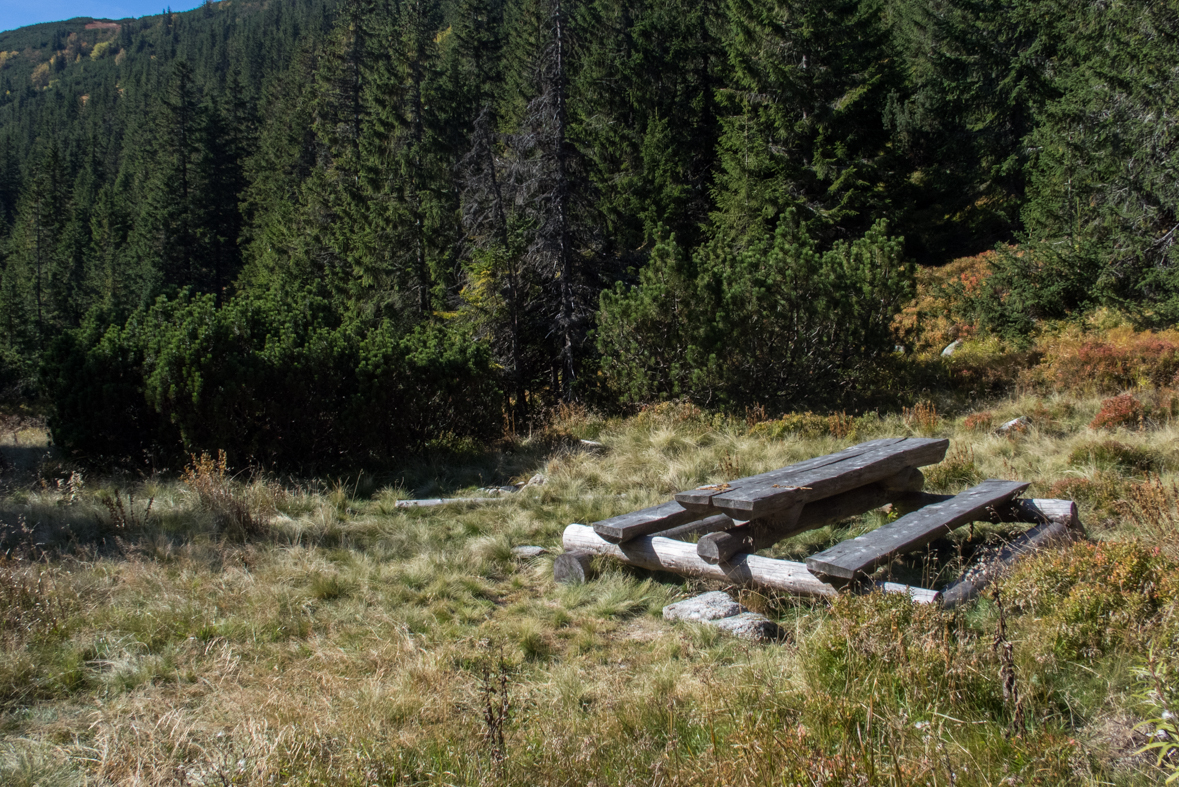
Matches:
[[805, 479, 1029, 582], [567, 438, 1084, 605]]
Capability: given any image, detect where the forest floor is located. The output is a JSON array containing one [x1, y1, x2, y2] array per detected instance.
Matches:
[[2, 375, 1179, 785]]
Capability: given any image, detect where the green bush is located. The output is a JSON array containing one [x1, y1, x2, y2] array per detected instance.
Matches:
[[44, 287, 501, 471], [596, 212, 914, 409]]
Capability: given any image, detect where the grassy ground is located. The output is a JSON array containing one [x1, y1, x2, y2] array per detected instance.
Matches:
[[2, 388, 1178, 786]]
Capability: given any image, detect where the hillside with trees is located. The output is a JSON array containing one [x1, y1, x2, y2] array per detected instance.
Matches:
[[5, 3, 1179, 784], [0, 0, 1175, 469]]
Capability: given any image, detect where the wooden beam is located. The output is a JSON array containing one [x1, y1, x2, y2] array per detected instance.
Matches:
[[696, 467, 927, 565], [680, 437, 948, 520], [674, 438, 906, 511], [939, 500, 1082, 609], [652, 513, 736, 541], [562, 525, 939, 603], [805, 479, 1030, 582], [592, 500, 707, 544]]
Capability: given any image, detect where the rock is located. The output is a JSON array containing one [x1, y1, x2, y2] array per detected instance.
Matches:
[[996, 416, 1029, 435], [663, 591, 746, 622], [553, 551, 594, 584], [525, 473, 546, 487], [511, 545, 548, 559], [709, 612, 788, 643], [941, 339, 963, 357], [579, 439, 607, 453]]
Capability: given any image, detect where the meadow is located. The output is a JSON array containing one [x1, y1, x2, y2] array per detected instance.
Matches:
[[3, 326, 1179, 785]]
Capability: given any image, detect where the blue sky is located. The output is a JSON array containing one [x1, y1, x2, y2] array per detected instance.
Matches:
[[0, 1, 206, 35]]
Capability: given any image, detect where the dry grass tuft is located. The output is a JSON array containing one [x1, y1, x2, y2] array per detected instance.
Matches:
[[182, 450, 269, 541]]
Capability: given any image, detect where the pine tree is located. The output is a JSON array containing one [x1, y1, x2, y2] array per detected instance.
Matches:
[[4, 142, 67, 347], [713, 0, 904, 242], [360, 0, 453, 316]]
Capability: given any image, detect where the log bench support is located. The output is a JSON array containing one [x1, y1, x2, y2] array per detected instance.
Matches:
[[562, 524, 940, 603]]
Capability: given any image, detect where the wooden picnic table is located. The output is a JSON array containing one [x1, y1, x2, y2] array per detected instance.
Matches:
[[569, 437, 1084, 603]]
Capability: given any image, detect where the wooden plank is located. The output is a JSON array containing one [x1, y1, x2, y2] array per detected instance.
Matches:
[[562, 524, 939, 603], [805, 479, 1029, 582], [652, 513, 736, 541], [696, 467, 927, 564], [686, 438, 948, 519], [592, 500, 706, 544], [939, 500, 1082, 609], [674, 438, 905, 511]]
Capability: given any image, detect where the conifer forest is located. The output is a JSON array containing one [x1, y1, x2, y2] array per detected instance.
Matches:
[[0, 0, 1176, 470]]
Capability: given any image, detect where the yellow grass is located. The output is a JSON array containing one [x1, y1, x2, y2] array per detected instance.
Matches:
[[1, 390, 1177, 786]]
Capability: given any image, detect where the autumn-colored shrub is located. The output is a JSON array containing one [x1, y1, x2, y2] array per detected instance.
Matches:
[[1005, 541, 1179, 660], [749, 411, 859, 440], [902, 400, 939, 434], [1047, 473, 1133, 523], [1034, 326, 1179, 394], [633, 401, 705, 427], [182, 450, 268, 541], [1066, 440, 1157, 474], [892, 251, 995, 354], [1089, 394, 1145, 430], [1125, 476, 1179, 556], [963, 410, 994, 432]]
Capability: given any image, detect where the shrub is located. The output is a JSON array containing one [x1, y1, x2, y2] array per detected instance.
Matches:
[[45, 288, 502, 471], [748, 411, 859, 440], [924, 445, 981, 491], [1046, 473, 1133, 523], [1125, 476, 1179, 556], [1066, 440, 1157, 474], [1004, 541, 1179, 660], [963, 410, 994, 432], [597, 212, 914, 409], [1034, 326, 1179, 394], [1089, 394, 1145, 430], [903, 400, 939, 433]]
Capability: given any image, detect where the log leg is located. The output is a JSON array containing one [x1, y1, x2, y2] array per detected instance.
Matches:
[[553, 551, 595, 584]]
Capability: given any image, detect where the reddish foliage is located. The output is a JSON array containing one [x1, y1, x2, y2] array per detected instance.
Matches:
[[1089, 394, 1145, 431], [963, 410, 994, 432], [1040, 333, 1179, 393]]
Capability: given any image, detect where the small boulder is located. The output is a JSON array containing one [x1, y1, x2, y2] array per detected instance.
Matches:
[[511, 545, 548, 559], [996, 416, 1029, 435], [663, 591, 746, 622], [941, 339, 963, 357], [710, 612, 788, 643], [525, 473, 546, 487]]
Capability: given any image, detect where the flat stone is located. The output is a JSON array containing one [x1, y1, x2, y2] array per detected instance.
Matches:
[[663, 591, 746, 622], [511, 545, 548, 559], [709, 612, 788, 643], [579, 439, 607, 453], [941, 339, 963, 357]]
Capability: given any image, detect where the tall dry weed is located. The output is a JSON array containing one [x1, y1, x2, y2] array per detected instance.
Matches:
[[182, 450, 268, 541]]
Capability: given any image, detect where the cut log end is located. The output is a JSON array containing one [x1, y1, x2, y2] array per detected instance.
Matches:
[[553, 551, 595, 585]]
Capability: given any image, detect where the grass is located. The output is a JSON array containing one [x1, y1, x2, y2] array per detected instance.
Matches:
[[1, 384, 1178, 785]]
